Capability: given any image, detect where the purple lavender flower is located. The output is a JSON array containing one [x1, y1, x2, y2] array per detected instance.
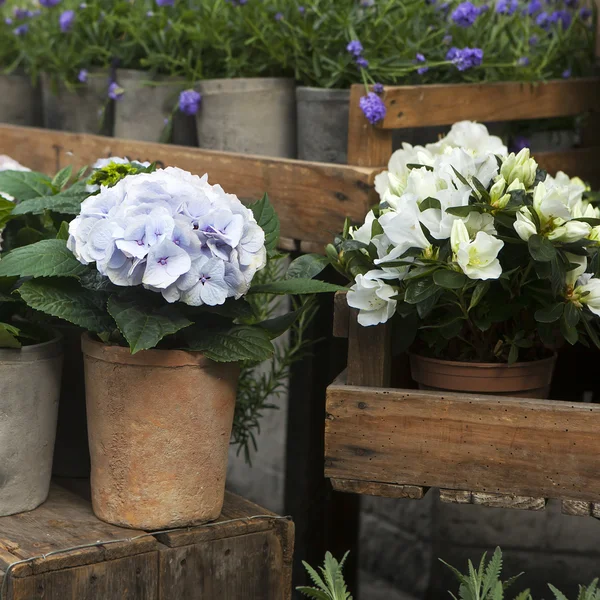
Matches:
[[415, 53, 429, 74], [108, 82, 124, 100], [562, 68, 572, 78], [156, 0, 174, 5], [517, 56, 530, 66], [179, 89, 202, 116], [39, 0, 61, 6], [478, 4, 490, 11], [564, 0, 578, 7], [359, 92, 386, 125], [13, 23, 28, 35], [78, 69, 88, 83], [298, 5, 305, 13], [529, 34, 539, 44], [360, 0, 375, 6], [373, 82, 384, 94], [59, 9, 74, 32], [496, 0, 518, 14], [579, 7, 592, 19], [451, 1, 479, 26], [446, 46, 484, 71], [510, 135, 530, 152], [355, 57, 369, 68], [524, 0, 542, 15], [443, 34, 453, 43], [550, 9, 571, 29], [536, 11, 550, 27], [4, 17, 12, 24], [274, 11, 283, 20], [346, 40, 364, 57], [13, 7, 33, 19]]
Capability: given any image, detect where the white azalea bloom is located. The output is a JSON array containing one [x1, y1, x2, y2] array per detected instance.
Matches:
[[513, 208, 538, 241], [547, 220, 592, 243], [347, 271, 397, 326], [349, 210, 376, 244], [404, 167, 444, 200], [429, 121, 507, 157], [576, 274, 600, 316], [379, 194, 431, 256], [463, 212, 496, 236], [545, 171, 587, 209], [451, 220, 503, 280], [435, 149, 499, 190], [532, 181, 572, 228], [419, 185, 471, 240], [565, 254, 587, 288], [571, 199, 598, 219], [500, 148, 538, 189]]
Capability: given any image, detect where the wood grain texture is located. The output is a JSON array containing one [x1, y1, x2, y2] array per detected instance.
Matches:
[[536, 147, 600, 188], [439, 490, 473, 504], [332, 291, 350, 339], [0, 484, 156, 578], [347, 85, 393, 168], [7, 553, 158, 600], [330, 479, 424, 499], [561, 500, 593, 516], [325, 377, 600, 502], [470, 492, 546, 511], [158, 527, 294, 600], [375, 78, 600, 129], [0, 124, 375, 248]]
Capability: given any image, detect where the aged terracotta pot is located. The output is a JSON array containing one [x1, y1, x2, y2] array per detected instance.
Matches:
[[81, 334, 239, 529], [409, 353, 557, 398]]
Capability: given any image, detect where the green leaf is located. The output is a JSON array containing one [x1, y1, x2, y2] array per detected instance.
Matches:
[[433, 269, 467, 290], [18, 279, 113, 333], [0, 196, 14, 228], [248, 193, 280, 251], [51, 165, 72, 190], [528, 235, 556, 262], [14, 226, 45, 247], [564, 302, 580, 328], [56, 221, 70, 241], [286, 254, 329, 280], [468, 281, 490, 312], [0, 323, 21, 348], [419, 197, 441, 211], [534, 303, 564, 323], [258, 299, 314, 339], [548, 584, 569, 600], [10, 182, 89, 216], [508, 344, 519, 364], [472, 177, 491, 202], [107, 296, 192, 354], [249, 279, 345, 295], [185, 325, 274, 362], [405, 278, 437, 304], [446, 205, 484, 218], [0, 171, 53, 201], [560, 314, 578, 345], [295, 587, 331, 600], [0, 239, 86, 278]]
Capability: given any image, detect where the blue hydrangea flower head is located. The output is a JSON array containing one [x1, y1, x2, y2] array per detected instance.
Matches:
[[59, 9, 75, 32], [496, 0, 518, 14], [179, 89, 202, 116], [451, 1, 480, 26], [346, 40, 364, 56], [446, 46, 484, 70], [359, 92, 386, 125]]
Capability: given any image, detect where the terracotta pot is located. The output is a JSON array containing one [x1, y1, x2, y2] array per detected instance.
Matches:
[[409, 353, 557, 398], [82, 334, 239, 529]]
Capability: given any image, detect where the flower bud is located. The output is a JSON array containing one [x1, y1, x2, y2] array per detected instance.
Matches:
[[500, 148, 538, 189]]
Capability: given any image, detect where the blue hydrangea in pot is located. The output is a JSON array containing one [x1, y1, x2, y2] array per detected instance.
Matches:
[[0, 162, 340, 529]]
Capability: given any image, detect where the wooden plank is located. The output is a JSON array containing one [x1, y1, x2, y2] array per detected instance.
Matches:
[[332, 291, 350, 338], [376, 78, 600, 129], [561, 500, 593, 516], [347, 85, 393, 169], [0, 484, 156, 577], [325, 379, 600, 502], [439, 490, 473, 504], [7, 552, 158, 600], [158, 526, 293, 600], [0, 124, 375, 249], [470, 492, 546, 511], [330, 478, 424, 499], [154, 491, 284, 549], [536, 147, 600, 188]]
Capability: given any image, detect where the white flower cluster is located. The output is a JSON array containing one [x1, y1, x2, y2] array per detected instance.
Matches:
[[346, 121, 597, 326], [68, 167, 267, 306]]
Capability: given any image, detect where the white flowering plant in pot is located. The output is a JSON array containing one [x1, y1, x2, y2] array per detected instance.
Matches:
[[0, 162, 340, 360], [327, 121, 600, 365]]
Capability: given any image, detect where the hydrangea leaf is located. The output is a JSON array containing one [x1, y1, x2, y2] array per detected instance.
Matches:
[[18, 279, 113, 334], [286, 254, 329, 280], [185, 325, 274, 363], [0, 239, 87, 278], [249, 279, 345, 295], [0, 171, 53, 201], [248, 193, 280, 251], [0, 197, 14, 228], [51, 166, 73, 190], [0, 323, 21, 349], [11, 181, 89, 216], [107, 296, 192, 354]]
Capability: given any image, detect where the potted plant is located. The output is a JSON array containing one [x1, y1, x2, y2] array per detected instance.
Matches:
[[327, 121, 600, 398], [0, 163, 340, 528]]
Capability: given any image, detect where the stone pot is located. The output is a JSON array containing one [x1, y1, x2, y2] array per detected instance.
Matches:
[[82, 334, 240, 529], [41, 71, 113, 135], [196, 78, 296, 157], [409, 353, 557, 399], [0, 336, 63, 516], [296, 86, 350, 164], [52, 324, 89, 478], [0, 73, 41, 127], [113, 69, 197, 145]]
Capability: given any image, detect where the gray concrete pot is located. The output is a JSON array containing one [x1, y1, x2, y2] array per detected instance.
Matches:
[[296, 87, 350, 164], [114, 69, 197, 145], [41, 71, 113, 135], [0, 73, 41, 127], [196, 78, 296, 158], [0, 336, 63, 516]]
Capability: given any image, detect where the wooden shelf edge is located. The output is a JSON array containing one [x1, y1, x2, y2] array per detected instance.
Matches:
[[329, 478, 426, 500]]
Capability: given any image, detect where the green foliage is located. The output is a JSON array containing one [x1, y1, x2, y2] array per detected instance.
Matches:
[[549, 580, 600, 600], [249, 193, 280, 253], [297, 552, 353, 600]]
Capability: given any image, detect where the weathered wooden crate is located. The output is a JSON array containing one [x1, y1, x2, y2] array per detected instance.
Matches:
[[0, 482, 294, 599], [325, 293, 600, 516]]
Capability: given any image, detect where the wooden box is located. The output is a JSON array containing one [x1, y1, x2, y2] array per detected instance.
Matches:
[[325, 295, 600, 515], [0, 482, 294, 599]]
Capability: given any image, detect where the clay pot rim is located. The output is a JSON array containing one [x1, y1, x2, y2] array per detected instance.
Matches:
[[81, 332, 215, 367], [408, 352, 557, 370], [0, 333, 63, 362]]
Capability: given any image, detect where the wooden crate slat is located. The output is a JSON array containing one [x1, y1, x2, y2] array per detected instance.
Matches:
[[0, 484, 156, 577], [374, 78, 600, 129], [535, 147, 600, 188], [0, 124, 375, 249], [325, 374, 600, 502], [440, 490, 546, 510], [330, 478, 424, 499]]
